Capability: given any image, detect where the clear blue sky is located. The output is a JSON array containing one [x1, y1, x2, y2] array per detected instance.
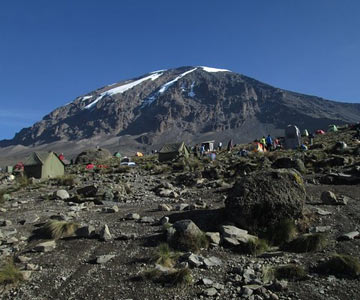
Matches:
[[1, 0, 360, 140]]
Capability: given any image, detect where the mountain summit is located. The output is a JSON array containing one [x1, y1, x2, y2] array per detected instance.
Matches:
[[2, 66, 360, 151]]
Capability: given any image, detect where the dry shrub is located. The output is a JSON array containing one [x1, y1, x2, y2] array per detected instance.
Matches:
[[263, 264, 306, 282], [283, 233, 328, 253], [316, 254, 360, 278], [43, 220, 79, 239], [0, 258, 23, 285]]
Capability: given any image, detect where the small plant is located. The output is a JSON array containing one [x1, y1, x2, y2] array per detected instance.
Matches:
[[264, 219, 298, 246], [263, 264, 306, 282], [16, 175, 30, 188], [175, 232, 209, 253], [316, 254, 360, 278], [151, 165, 171, 175], [244, 238, 270, 256], [42, 220, 79, 239], [151, 243, 179, 268], [56, 174, 76, 186], [0, 258, 23, 285], [282, 233, 328, 253], [143, 162, 155, 171]]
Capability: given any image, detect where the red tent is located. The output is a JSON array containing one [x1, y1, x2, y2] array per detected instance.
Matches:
[[315, 130, 325, 135]]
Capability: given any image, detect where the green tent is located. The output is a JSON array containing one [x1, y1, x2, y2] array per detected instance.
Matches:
[[114, 152, 122, 158], [24, 151, 65, 179], [158, 142, 190, 162], [328, 124, 338, 132]]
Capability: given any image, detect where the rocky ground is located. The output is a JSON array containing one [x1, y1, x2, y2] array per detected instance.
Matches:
[[1, 126, 360, 300]]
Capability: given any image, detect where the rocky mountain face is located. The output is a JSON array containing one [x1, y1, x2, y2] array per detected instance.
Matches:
[[2, 66, 360, 149]]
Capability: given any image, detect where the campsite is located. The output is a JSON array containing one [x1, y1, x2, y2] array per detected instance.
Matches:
[[0, 125, 360, 299]]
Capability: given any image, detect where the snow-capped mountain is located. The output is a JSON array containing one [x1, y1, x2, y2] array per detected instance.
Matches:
[[2, 66, 360, 150]]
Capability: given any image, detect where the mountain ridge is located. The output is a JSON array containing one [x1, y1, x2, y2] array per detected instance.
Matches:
[[1, 66, 360, 156]]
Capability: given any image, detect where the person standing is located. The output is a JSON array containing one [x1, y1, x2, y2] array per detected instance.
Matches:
[[265, 134, 273, 151]]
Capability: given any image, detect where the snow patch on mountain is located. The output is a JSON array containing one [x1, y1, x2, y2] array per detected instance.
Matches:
[[141, 68, 197, 107], [200, 66, 231, 73], [188, 81, 196, 97], [84, 72, 163, 110]]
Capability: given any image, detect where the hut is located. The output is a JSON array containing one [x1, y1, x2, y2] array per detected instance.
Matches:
[[24, 151, 65, 179], [158, 142, 190, 162], [284, 125, 301, 149]]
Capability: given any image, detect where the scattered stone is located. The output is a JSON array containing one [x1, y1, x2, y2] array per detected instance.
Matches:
[[103, 205, 119, 213], [0, 220, 12, 227], [33, 240, 56, 252], [96, 254, 116, 264], [175, 203, 189, 211], [339, 231, 359, 241], [16, 255, 31, 263], [55, 189, 70, 200], [21, 271, 32, 281], [199, 278, 213, 285], [139, 216, 155, 223], [77, 185, 98, 197], [310, 226, 332, 233], [203, 287, 218, 297], [202, 256, 222, 268], [321, 191, 337, 204], [125, 213, 140, 220], [99, 224, 112, 241], [76, 225, 96, 238], [205, 232, 221, 245], [158, 204, 172, 211], [315, 208, 332, 216]]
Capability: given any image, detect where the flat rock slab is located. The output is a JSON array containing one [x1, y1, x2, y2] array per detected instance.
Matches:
[[33, 240, 56, 252], [339, 231, 359, 241], [96, 254, 116, 264]]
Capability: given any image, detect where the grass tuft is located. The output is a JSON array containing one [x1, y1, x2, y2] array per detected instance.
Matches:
[[263, 264, 307, 282], [151, 243, 179, 268], [42, 220, 79, 239], [56, 175, 76, 186], [0, 259, 23, 285], [264, 219, 298, 246], [175, 232, 209, 253], [316, 254, 360, 278], [282, 233, 328, 253]]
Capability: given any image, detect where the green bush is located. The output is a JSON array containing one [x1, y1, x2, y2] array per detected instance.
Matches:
[[56, 174, 76, 186]]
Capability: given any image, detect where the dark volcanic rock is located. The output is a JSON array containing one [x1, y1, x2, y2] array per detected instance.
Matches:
[[75, 148, 112, 164], [225, 169, 306, 233]]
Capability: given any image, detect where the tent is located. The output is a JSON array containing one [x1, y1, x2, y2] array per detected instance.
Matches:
[[316, 129, 325, 135], [201, 140, 215, 151], [135, 152, 143, 157], [158, 142, 190, 162], [24, 151, 65, 179], [114, 152, 122, 158], [284, 125, 302, 149], [328, 124, 338, 132], [251, 142, 266, 153], [303, 129, 309, 137]]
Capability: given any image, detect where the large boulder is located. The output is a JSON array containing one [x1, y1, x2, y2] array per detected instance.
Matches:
[[225, 169, 306, 233], [75, 148, 112, 164], [272, 157, 306, 173]]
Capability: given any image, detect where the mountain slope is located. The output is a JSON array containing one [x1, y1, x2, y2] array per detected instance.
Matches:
[[1, 66, 360, 150]]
